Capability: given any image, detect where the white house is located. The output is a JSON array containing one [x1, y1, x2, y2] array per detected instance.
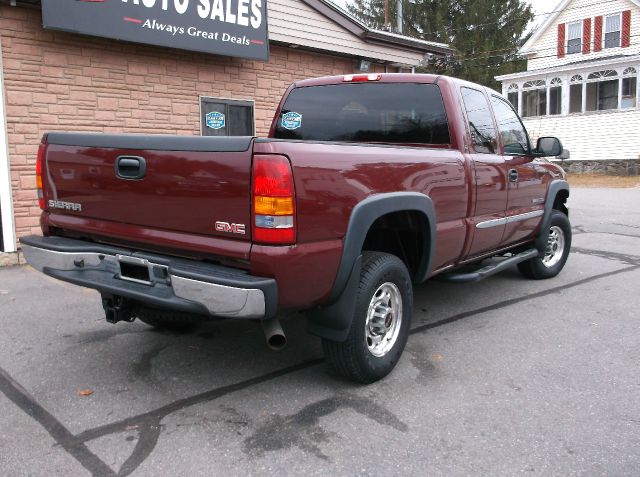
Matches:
[[496, 0, 640, 173]]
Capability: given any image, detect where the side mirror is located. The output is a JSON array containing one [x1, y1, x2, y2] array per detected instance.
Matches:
[[536, 137, 563, 157], [558, 149, 570, 160]]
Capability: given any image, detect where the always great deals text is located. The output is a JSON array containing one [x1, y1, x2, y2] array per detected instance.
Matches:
[[142, 19, 253, 44]]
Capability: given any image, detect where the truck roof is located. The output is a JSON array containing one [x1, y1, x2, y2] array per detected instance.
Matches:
[[293, 73, 441, 88], [292, 73, 503, 98]]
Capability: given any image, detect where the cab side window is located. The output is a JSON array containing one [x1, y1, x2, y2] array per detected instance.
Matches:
[[490, 95, 531, 155], [461, 87, 497, 154]]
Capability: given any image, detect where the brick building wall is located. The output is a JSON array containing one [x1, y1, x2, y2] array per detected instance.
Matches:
[[0, 4, 370, 249]]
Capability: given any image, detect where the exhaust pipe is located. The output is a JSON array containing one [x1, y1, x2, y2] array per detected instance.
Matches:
[[262, 317, 287, 351]]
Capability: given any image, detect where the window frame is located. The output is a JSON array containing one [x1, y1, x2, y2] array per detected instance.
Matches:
[[490, 94, 532, 157], [522, 79, 547, 118], [507, 83, 519, 110], [460, 87, 499, 155], [604, 13, 622, 49], [622, 67, 637, 109], [549, 77, 563, 115], [199, 96, 256, 137], [566, 20, 583, 55], [586, 70, 620, 112], [569, 75, 584, 114]]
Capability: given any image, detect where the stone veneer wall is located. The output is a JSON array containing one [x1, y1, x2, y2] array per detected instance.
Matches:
[[0, 4, 376, 262], [557, 159, 640, 175]]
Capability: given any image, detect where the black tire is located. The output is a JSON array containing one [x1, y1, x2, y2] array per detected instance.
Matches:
[[322, 252, 413, 384], [134, 306, 206, 333], [518, 210, 572, 279]]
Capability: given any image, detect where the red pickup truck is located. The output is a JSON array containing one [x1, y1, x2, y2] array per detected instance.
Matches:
[[21, 73, 570, 383]]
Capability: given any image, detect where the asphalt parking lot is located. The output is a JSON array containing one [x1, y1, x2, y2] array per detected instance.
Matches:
[[1, 186, 639, 477]]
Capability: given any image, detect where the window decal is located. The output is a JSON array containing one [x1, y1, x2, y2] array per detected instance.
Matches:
[[206, 111, 226, 130], [282, 112, 303, 130]]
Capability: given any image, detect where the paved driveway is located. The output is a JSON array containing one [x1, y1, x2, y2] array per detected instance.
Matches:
[[1, 187, 639, 476]]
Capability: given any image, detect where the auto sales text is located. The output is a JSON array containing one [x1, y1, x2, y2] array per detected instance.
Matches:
[[122, 0, 263, 28]]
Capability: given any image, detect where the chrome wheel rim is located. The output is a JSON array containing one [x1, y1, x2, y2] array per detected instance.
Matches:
[[365, 282, 403, 357], [543, 225, 565, 268]]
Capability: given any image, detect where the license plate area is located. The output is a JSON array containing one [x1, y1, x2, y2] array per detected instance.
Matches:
[[117, 255, 152, 285]]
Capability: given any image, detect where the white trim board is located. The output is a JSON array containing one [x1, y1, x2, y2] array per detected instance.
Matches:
[[0, 36, 16, 253], [496, 53, 640, 80]]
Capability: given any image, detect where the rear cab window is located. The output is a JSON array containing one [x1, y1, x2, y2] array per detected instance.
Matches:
[[273, 83, 450, 146]]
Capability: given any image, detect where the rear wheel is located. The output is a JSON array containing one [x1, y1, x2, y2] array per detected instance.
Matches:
[[134, 306, 206, 333], [518, 210, 571, 279], [322, 252, 413, 384]]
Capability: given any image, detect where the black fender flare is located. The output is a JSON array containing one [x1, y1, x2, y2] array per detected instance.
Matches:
[[307, 192, 436, 342], [535, 179, 570, 254]]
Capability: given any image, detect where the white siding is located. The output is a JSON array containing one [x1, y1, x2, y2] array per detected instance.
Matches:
[[267, 0, 426, 66], [523, 108, 640, 162], [527, 0, 640, 71]]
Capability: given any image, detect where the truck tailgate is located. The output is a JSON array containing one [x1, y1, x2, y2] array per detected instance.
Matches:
[[42, 133, 253, 244]]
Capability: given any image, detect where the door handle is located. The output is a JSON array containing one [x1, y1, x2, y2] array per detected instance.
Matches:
[[115, 156, 146, 180], [508, 168, 518, 183]]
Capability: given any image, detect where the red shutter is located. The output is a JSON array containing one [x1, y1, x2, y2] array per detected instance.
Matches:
[[622, 10, 631, 47], [594, 15, 603, 51], [582, 18, 592, 54], [558, 23, 566, 58]]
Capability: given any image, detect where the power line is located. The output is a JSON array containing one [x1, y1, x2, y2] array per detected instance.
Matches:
[[350, 0, 619, 42], [454, 32, 640, 63], [456, 31, 640, 61]]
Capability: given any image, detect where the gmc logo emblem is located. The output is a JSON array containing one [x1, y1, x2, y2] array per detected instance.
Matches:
[[215, 221, 246, 235]]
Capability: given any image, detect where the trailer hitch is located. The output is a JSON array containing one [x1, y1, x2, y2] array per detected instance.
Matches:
[[101, 294, 136, 324]]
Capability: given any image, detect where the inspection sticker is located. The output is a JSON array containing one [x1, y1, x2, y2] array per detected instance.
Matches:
[[282, 112, 302, 130], [206, 111, 225, 130]]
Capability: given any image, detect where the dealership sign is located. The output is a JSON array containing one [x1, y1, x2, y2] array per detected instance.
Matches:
[[41, 0, 269, 61]]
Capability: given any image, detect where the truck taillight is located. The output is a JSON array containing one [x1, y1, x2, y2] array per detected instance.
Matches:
[[36, 143, 46, 210], [252, 154, 296, 245]]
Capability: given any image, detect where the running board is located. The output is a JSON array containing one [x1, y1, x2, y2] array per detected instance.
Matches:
[[439, 249, 539, 284]]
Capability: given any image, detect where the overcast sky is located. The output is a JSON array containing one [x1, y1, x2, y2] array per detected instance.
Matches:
[[328, 0, 561, 30]]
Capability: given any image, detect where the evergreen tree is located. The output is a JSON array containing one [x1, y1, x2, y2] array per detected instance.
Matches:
[[347, 0, 533, 90]]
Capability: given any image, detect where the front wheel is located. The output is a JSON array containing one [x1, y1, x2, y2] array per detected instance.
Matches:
[[322, 252, 413, 384], [518, 210, 572, 279]]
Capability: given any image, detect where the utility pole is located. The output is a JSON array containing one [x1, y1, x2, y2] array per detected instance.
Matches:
[[385, 0, 389, 29], [397, 0, 403, 33]]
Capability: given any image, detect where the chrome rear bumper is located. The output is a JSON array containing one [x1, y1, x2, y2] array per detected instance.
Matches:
[[20, 236, 277, 320]]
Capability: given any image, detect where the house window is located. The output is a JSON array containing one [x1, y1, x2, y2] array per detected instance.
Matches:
[[507, 84, 518, 109], [567, 21, 582, 54], [569, 75, 584, 113], [586, 70, 619, 111], [605, 14, 621, 49], [549, 78, 562, 115], [522, 80, 546, 117], [200, 97, 255, 137], [622, 67, 637, 108]]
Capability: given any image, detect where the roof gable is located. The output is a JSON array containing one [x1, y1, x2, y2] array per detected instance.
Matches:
[[521, 0, 640, 53], [300, 0, 451, 54]]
